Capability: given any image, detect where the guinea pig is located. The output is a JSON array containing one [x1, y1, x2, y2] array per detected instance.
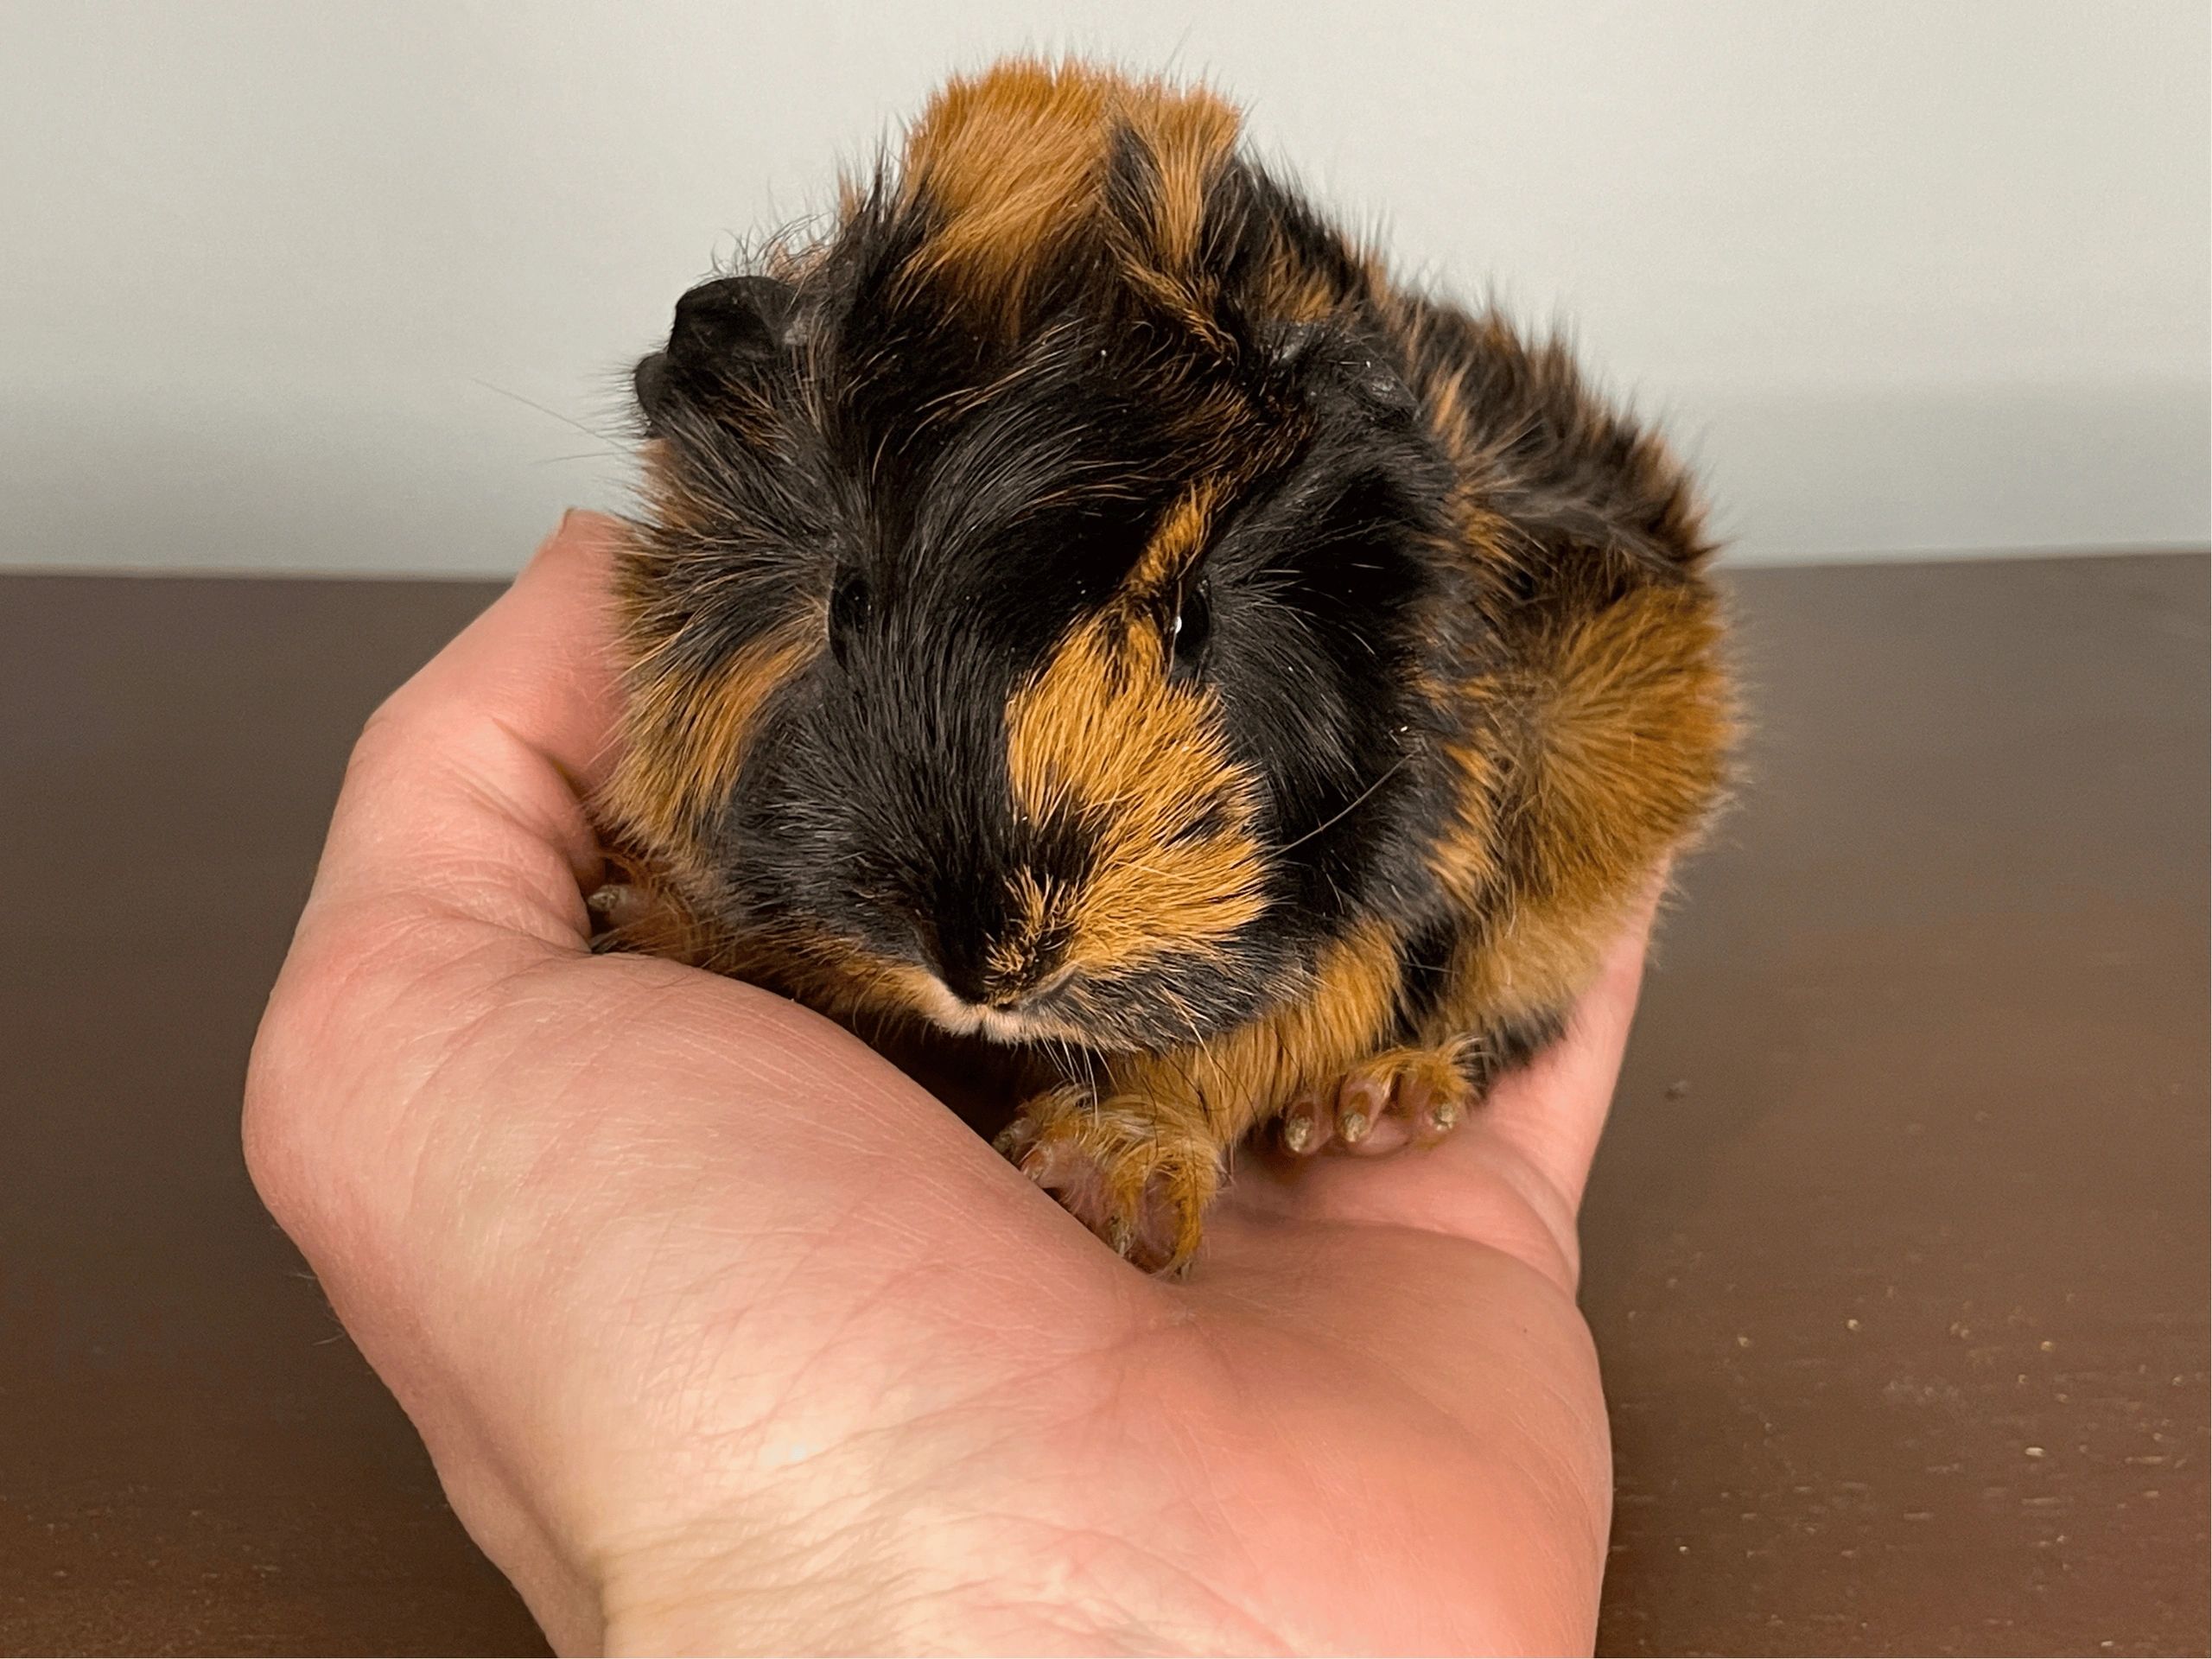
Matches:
[[591, 58, 1733, 1273]]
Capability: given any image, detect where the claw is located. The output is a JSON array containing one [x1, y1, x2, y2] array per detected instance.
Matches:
[[1280, 1088, 1329, 1156], [1282, 1046, 1477, 1160], [995, 1091, 1218, 1274]]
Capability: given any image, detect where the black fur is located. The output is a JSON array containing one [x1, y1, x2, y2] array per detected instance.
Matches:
[[627, 140, 1655, 1059]]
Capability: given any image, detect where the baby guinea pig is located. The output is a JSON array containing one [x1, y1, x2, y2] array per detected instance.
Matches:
[[593, 59, 1733, 1273]]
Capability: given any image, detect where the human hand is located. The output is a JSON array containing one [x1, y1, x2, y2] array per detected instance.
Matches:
[[245, 512, 1655, 1656]]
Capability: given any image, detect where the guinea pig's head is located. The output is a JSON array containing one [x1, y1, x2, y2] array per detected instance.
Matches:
[[607, 62, 1471, 1052]]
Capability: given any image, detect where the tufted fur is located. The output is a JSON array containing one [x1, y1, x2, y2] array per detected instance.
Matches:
[[596, 59, 1734, 1271]]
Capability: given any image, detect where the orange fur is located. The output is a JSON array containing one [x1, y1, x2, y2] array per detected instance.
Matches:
[[1001, 921, 1408, 1270], [1004, 596, 1267, 985], [605, 60, 1736, 1274], [893, 58, 1242, 338]]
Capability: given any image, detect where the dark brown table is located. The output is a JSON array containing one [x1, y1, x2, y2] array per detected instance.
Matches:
[[3, 554, 2205, 1656]]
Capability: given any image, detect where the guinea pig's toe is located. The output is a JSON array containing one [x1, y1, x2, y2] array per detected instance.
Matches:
[[1278, 1088, 1331, 1156], [1103, 1174, 1191, 1273], [1007, 1126, 1112, 1235], [1334, 1068, 1411, 1157], [1127, 1170, 1205, 1272], [991, 1116, 1039, 1161], [1001, 1094, 1214, 1273], [1319, 1046, 1476, 1157], [1402, 1069, 1470, 1147]]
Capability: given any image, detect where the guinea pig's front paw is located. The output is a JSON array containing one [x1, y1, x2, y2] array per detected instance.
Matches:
[[995, 1090, 1218, 1274], [1277, 1043, 1474, 1159]]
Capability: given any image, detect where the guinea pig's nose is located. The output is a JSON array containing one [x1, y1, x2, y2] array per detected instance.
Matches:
[[925, 934, 1005, 1010], [924, 925, 1065, 1013], [932, 957, 994, 1008]]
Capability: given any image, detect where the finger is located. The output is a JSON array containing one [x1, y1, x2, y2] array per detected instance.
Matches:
[[302, 512, 631, 948]]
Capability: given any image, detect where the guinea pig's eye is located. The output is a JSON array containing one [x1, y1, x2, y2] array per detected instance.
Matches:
[[828, 567, 869, 667], [1168, 576, 1212, 680]]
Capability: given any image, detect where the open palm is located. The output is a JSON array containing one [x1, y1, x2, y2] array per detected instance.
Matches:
[[245, 513, 1653, 1655]]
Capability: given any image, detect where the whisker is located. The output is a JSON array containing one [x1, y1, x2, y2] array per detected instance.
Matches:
[[1274, 757, 1409, 857], [472, 378, 633, 455]]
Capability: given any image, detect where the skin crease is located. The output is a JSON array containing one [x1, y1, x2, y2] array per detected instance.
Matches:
[[245, 512, 1662, 1656]]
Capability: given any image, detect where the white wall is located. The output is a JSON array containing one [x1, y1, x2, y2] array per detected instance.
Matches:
[[3, 0, 2205, 574]]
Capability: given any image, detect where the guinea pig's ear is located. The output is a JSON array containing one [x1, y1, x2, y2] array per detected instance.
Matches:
[[668, 275, 798, 380], [1265, 321, 1323, 371], [1262, 320, 1418, 422], [638, 275, 799, 431], [1346, 345, 1418, 420]]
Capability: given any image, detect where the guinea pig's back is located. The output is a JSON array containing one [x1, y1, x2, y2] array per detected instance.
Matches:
[[1391, 290, 1734, 1024]]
